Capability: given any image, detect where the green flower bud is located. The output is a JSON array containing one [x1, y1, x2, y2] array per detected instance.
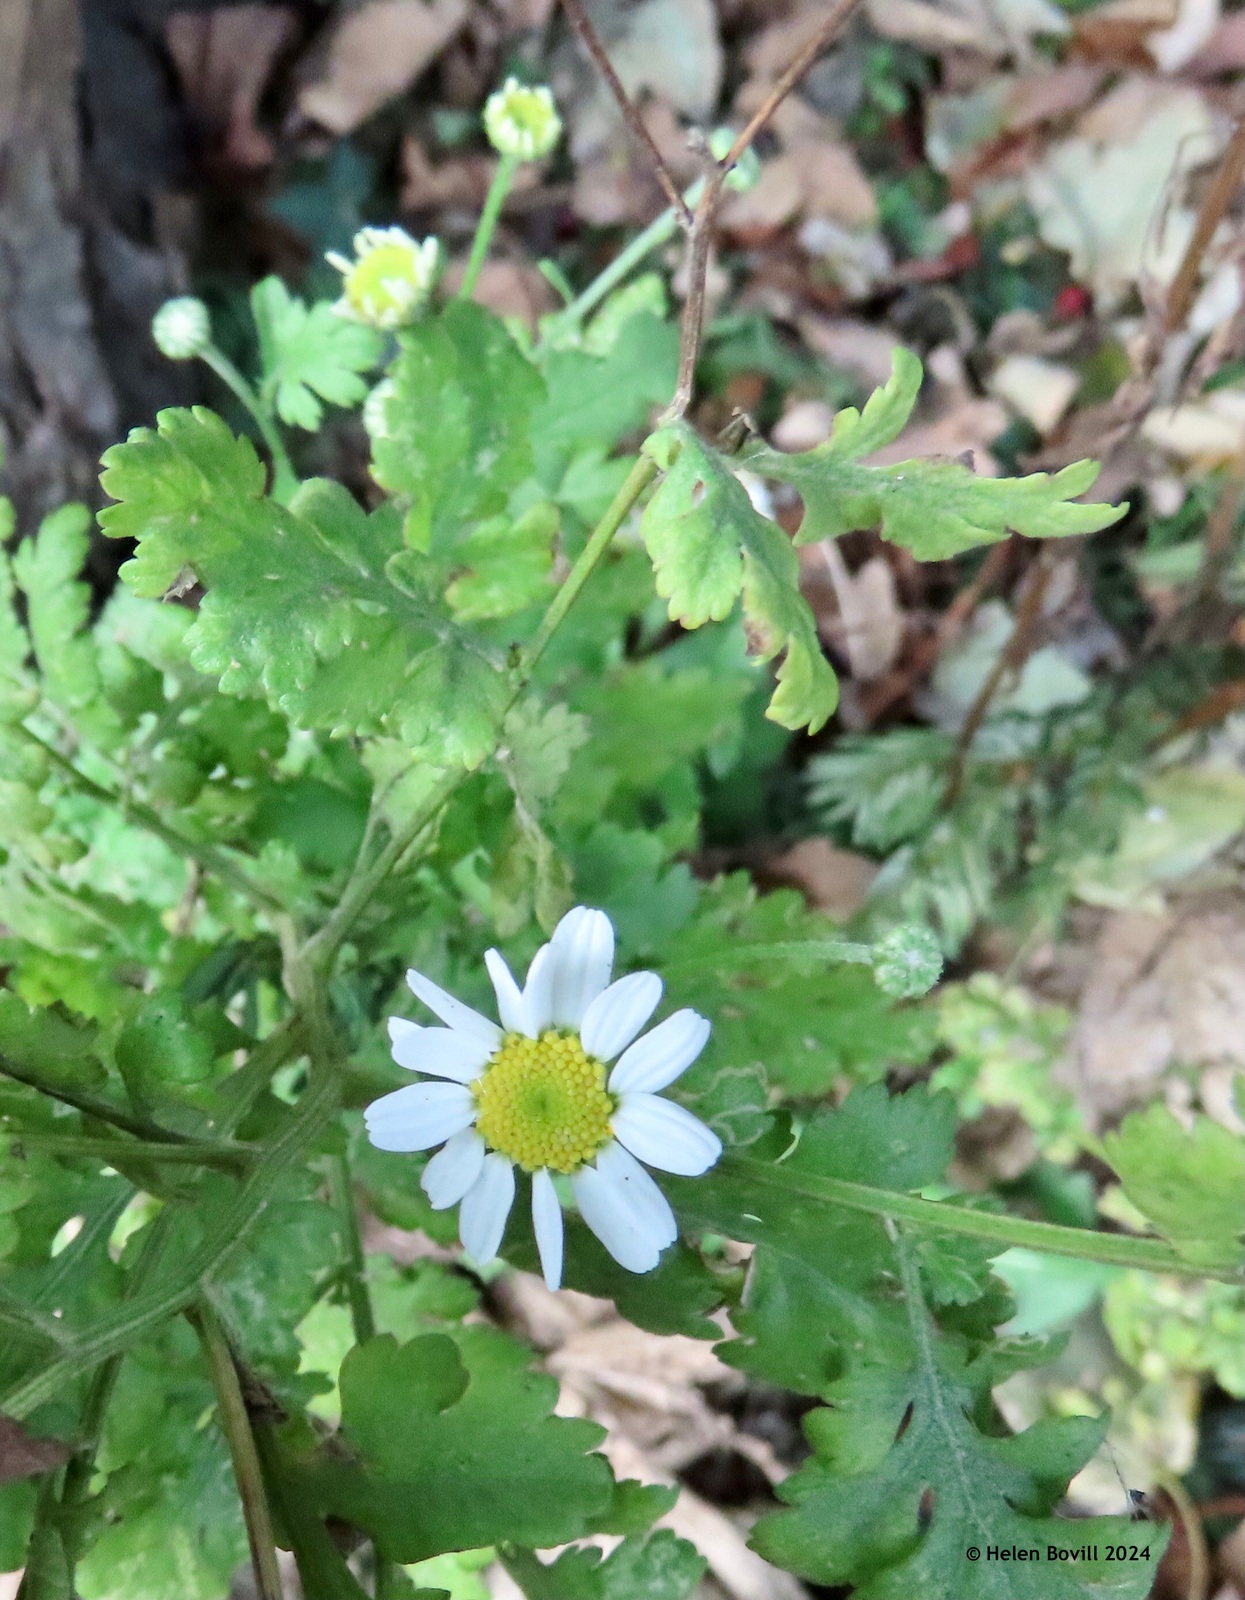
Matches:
[[484, 78, 561, 162], [327, 227, 441, 331], [709, 127, 761, 194], [151, 297, 211, 360], [870, 925, 943, 999]]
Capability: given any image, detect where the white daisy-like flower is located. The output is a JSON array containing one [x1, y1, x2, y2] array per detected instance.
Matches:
[[326, 227, 441, 330], [364, 906, 721, 1291]]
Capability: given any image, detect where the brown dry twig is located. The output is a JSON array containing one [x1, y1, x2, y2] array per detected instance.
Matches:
[[561, 0, 864, 419], [558, 0, 692, 228], [669, 0, 862, 418], [942, 546, 1060, 808]]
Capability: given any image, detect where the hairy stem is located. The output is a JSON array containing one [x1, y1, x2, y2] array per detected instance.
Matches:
[[5, 1130, 255, 1170], [727, 1155, 1242, 1281], [195, 1299, 285, 1600], [460, 152, 521, 300], [0, 1051, 240, 1152]]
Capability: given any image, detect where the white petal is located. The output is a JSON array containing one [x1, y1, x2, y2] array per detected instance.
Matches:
[[608, 1010, 711, 1094], [406, 969, 501, 1049], [531, 1168, 564, 1292], [364, 1082, 476, 1152], [571, 1141, 677, 1274], [612, 1093, 722, 1176], [597, 1141, 678, 1247], [521, 943, 555, 1036], [485, 949, 532, 1037], [548, 907, 614, 1028], [459, 1153, 516, 1264], [579, 972, 663, 1062], [421, 1129, 486, 1209], [387, 1019, 492, 1082]]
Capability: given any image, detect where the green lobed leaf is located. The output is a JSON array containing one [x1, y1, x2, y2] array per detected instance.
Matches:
[[293, 1328, 614, 1563], [751, 1267, 1163, 1599], [99, 416, 507, 765], [445, 502, 558, 622], [370, 301, 545, 552], [252, 275, 383, 430], [639, 424, 838, 733], [533, 312, 679, 463], [670, 1084, 960, 1393], [1102, 1105, 1244, 1271], [742, 349, 1127, 560], [503, 1530, 706, 1600]]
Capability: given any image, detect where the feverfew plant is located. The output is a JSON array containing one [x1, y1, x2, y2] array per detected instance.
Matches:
[[0, 65, 1240, 1600]]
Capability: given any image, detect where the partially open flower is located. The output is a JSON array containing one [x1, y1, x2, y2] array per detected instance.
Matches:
[[365, 907, 721, 1290], [483, 78, 562, 162], [327, 227, 440, 330], [152, 297, 212, 360]]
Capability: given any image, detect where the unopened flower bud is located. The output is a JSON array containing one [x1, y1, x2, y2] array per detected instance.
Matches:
[[484, 78, 561, 162], [871, 925, 943, 999], [152, 297, 211, 360], [327, 228, 440, 331]]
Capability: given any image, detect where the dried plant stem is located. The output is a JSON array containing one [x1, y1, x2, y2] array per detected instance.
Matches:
[[559, 0, 693, 227], [1160, 114, 1245, 353], [668, 0, 862, 418], [942, 548, 1058, 807]]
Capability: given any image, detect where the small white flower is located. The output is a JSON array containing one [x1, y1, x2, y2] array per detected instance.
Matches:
[[365, 906, 721, 1290], [152, 297, 211, 360], [483, 78, 561, 163], [326, 227, 441, 330]]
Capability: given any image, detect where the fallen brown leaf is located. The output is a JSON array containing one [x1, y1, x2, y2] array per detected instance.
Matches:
[[298, 0, 468, 135]]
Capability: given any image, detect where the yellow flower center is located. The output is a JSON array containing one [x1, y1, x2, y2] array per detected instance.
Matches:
[[343, 245, 427, 321], [473, 1031, 614, 1173]]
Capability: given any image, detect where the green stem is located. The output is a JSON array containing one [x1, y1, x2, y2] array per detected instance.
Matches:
[[537, 177, 704, 350], [727, 1155, 1243, 1282], [1, 1067, 339, 1419], [459, 152, 520, 300], [302, 450, 657, 978], [252, 1417, 372, 1600], [6, 1131, 254, 1171], [194, 1300, 285, 1600], [0, 1051, 236, 1150], [29, 1208, 176, 1599], [521, 453, 657, 675], [17, 721, 285, 915], [328, 1153, 376, 1343], [663, 938, 876, 978], [200, 345, 298, 502]]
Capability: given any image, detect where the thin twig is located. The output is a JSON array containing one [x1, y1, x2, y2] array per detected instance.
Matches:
[[559, 0, 693, 227], [667, 0, 862, 419], [716, 0, 863, 180], [942, 548, 1058, 807], [1156, 114, 1245, 361]]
